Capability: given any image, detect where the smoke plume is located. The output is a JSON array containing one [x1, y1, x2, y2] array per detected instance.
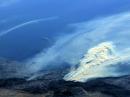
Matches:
[[25, 12, 130, 81]]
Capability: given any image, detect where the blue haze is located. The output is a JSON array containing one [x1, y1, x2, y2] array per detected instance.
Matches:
[[0, 0, 130, 61]]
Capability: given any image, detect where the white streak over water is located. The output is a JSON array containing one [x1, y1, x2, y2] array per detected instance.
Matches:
[[0, 16, 58, 37]]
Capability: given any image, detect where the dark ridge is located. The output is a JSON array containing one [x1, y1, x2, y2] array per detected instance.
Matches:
[[0, 76, 130, 97], [0, 78, 26, 88], [0, 58, 130, 97]]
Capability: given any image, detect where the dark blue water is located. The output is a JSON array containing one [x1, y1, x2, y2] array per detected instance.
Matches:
[[0, 0, 130, 61]]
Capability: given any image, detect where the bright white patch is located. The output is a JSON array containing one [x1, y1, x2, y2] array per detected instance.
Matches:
[[64, 42, 130, 82]]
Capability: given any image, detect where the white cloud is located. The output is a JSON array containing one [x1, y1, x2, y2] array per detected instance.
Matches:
[[64, 42, 130, 82]]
